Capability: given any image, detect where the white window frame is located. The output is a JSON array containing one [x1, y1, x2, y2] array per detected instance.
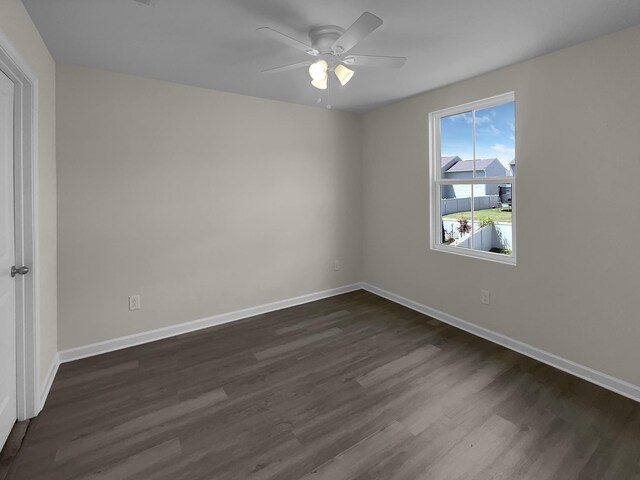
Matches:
[[429, 92, 516, 265]]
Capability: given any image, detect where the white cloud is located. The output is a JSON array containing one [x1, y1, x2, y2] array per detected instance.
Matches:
[[475, 115, 492, 125], [448, 112, 472, 124], [491, 143, 515, 155], [479, 125, 501, 135]]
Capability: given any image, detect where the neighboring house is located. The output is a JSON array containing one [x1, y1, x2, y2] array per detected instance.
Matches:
[[440, 156, 461, 198], [443, 158, 510, 198], [510, 158, 516, 176]]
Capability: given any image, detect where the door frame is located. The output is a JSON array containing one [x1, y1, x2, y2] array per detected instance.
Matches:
[[0, 32, 40, 420]]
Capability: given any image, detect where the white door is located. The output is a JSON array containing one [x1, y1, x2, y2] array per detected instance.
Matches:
[[0, 69, 16, 448]]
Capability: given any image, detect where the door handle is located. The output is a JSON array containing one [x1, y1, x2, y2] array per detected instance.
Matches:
[[11, 266, 29, 277]]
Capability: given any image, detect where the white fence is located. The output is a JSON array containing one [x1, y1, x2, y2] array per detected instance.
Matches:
[[440, 195, 500, 215], [443, 220, 512, 251]]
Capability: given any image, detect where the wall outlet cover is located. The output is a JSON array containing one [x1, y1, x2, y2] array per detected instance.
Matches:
[[129, 295, 141, 311], [481, 289, 490, 305]]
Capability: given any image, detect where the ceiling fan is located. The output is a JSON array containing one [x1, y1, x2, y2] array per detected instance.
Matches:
[[258, 12, 406, 90]]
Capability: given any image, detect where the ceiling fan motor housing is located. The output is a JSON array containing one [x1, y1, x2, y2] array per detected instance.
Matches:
[[309, 26, 345, 55]]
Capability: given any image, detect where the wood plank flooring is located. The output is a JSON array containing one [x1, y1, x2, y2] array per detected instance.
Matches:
[[6, 290, 640, 479], [0, 421, 29, 480]]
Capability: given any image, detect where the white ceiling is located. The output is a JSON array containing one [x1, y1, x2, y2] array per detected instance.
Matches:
[[23, 0, 640, 112]]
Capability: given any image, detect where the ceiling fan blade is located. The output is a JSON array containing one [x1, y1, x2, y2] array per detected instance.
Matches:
[[257, 27, 319, 56], [332, 12, 383, 54], [343, 54, 406, 68], [261, 60, 311, 74]]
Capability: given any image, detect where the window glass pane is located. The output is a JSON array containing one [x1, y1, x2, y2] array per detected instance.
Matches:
[[473, 101, 515, 179], [432, 95, 515, 263], [470, 184, 513, 256], [440, 111, 472, 180], [440, 184, 473, 249]]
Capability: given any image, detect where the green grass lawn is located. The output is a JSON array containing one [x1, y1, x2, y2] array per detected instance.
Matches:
[[443, 207, 512, 223]]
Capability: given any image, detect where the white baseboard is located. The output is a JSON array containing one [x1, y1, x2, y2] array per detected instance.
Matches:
[[39, 353, 60, 412], [362, 283, 640, 403], [58, 283, 363, 364], [45, 281, 640, 410]]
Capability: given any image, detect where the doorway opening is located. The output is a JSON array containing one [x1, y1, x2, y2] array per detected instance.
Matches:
[[0, 31, 40, 425]]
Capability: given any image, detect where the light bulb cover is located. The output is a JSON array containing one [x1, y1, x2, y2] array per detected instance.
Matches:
[[308, 59, 328, 81], [311, 74, 328, 90], [334, 64, 355, 86]]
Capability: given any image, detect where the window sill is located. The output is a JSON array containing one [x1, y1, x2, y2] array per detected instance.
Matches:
[[431, 244, 517, 266]]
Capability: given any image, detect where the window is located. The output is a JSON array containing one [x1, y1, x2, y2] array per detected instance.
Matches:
[[430, 93, 516, 264]]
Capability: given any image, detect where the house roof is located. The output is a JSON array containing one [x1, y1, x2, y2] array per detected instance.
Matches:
[[510, 158, 516, 165], [441, 156, 461, 168], [445, 158, 499, 172]]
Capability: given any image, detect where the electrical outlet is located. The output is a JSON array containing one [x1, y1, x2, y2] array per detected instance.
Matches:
[[334, 260, 340, 271], [129, 295, 141, 311], [481, 289, 490, 305]]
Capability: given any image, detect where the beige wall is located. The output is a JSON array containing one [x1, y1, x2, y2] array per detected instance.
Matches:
[[362, 24, 640, 386], [56, 65, 361, 349], [0, 0, 57, 384], [34, 13, 640, 391]]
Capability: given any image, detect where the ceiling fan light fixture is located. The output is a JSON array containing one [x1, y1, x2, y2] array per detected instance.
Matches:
[[308, 59, 328, 81], [258, 13, 406, 94], [311, 74, 328, 90], [334, 64, 355, 86]]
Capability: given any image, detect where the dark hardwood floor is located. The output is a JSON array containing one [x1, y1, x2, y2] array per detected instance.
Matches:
[[6, 290, 640, 479]]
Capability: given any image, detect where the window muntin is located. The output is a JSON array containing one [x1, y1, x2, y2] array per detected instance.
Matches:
[[430, 93, 516, 264]]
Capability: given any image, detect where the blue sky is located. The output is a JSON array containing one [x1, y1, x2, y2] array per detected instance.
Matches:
[[440, 101, 515, 169]]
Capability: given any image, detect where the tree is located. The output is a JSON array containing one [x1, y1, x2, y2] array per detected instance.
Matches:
[[457, 217, 471, 236]]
